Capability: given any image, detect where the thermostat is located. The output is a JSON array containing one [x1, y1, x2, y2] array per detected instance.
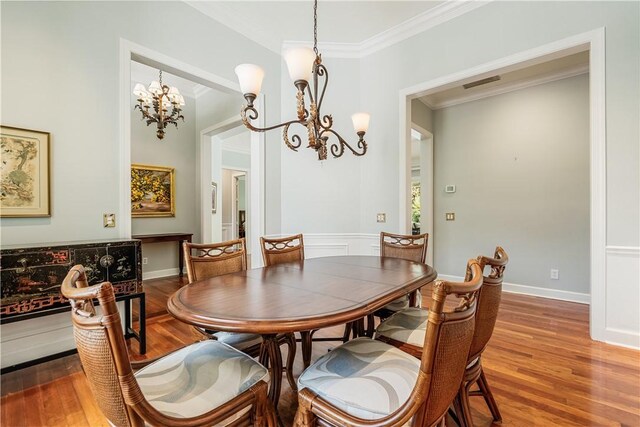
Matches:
[[445, 185, 456, 193]]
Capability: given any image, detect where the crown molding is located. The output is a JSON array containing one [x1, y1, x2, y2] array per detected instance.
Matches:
[[359, 0, 491, 58], [221, 141, 251, 155], [283, 1, 491, 58], [422, 63, 589, 110], [192, 84, 212, 98], [188, 0, 490, 59]]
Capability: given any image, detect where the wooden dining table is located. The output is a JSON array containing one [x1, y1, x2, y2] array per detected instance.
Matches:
[[166, 255, 437, 417]]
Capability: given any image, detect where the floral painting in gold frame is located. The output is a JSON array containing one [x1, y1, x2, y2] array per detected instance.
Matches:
[[131, 164, 175, 217], [0, 126, 51, 217]]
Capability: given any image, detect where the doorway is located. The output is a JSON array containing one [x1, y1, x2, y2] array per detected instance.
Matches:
[[397, 29, 605, 341]]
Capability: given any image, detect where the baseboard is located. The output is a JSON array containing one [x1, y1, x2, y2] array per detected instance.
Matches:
[[603, 327, 640, 350], [437, 274, 590, 305], [143, 267, 179, 280]]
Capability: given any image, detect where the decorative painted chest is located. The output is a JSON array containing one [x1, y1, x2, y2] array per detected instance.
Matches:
[[0, 239, 142, 319]]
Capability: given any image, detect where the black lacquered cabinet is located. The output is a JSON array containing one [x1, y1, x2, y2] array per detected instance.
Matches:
[[0, 239, 142, 318], [0, 239, 146, 362]]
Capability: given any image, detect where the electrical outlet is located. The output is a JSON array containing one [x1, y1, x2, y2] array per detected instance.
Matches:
[[103, 213, 116, 228], [445, 212, 455, 221], [550, 269, 559, 280], [377, 213, 386, 223], [143, 257, 148, 265]]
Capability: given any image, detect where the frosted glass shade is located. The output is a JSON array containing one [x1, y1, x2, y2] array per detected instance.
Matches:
[[148, 80, 162, 95], [351, 113, 370, 133], [133, 83, 147, 97], [284, 47, 316, 83], [235, 64, 265, 95]]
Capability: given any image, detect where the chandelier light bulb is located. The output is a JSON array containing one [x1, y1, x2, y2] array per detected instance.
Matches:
[[284, 47, 316, 83], [351, 113, 370, 133], [133, 83, 147, 98], [148, 80, 162, 95], [235, 64, 265, 96]]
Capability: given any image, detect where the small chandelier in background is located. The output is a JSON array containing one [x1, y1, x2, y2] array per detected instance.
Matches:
[[234, 0, 370, 160], [133, 70, 185, 140]]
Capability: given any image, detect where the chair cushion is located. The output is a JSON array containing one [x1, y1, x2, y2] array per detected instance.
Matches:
[[382, 289, 423, 313], [375, 307, 428, 347], [298, 337, 420, 421], [213, 332, 263, 351], [383, 295, 410, 312], [135, 340, 269, 421]]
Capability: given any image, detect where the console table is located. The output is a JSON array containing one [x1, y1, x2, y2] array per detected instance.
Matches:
[[132, 233, 193, 277]]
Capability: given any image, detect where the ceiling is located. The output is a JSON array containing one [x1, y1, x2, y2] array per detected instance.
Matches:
[[420, 51, 590, 109], [187, 1, 445, 53]]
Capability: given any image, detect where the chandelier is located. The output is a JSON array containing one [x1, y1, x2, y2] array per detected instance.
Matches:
[[133, 70, 185, 140], [234, 0, 370, 160]]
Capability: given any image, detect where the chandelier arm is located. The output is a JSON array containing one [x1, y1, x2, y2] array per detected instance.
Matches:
[[241, 105, 310, 133], [320, 128, 368, 158], [283, 123, 304, 151], [315, 63, 329, 113]]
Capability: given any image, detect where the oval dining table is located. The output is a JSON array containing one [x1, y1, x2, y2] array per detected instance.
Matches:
[[167, 255, 437, 419]]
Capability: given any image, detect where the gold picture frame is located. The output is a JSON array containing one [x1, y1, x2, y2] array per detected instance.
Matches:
[[0, 126, 51, 217], [131, 164, 175, 217]]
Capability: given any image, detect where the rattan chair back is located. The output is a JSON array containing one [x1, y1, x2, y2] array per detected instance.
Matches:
[[415, 259, 484, 426], [61, 265, 143, 426], [468, 246, 509, 362], [380, 232, 428, 264], [260, 234, 305, 266], [183, 239, 247, 283]]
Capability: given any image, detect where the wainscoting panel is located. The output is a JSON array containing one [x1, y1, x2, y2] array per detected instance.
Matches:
[[604, 246, 640, 348]]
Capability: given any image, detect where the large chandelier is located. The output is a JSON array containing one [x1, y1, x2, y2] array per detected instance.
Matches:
[[234, 0, 370, 160], [133, 70, 185, 140]]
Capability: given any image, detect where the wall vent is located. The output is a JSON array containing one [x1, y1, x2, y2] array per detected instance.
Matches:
[[463, 75, 501, 89]]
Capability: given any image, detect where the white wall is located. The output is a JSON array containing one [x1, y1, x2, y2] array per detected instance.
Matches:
[[0, 0, 282, 366], [358, 1, 639, 347], [433, 74, 590, 295], [280, 56, 363, 234], [0, 1, 282, 245]]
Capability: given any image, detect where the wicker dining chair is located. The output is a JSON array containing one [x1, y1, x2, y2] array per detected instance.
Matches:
[[184, 238, 297, 390], [294, 259, 483, 427], [360, 232, 429, 337], [260, 234, 305, 267], [61, 265, 276, 427], [375, 247, 509, 427]]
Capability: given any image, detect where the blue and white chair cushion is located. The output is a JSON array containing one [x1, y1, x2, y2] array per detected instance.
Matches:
[[135, 340, 269, 422], [382, 290, 422, 313], [376, 308, 480, 370], [213, 331, 263, 350], [298, 337, 419, 422], [375, 307, 428, 347]]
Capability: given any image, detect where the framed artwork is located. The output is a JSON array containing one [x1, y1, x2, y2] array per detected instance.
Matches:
[[0, 126, 51, 217], [211, 181, 217, 213], [131, 164, 175, 217]]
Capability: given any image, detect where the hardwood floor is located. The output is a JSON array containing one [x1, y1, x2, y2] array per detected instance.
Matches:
[[2, 276, 639, 426]]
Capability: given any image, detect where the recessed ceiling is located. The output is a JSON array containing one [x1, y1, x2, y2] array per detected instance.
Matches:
[[420, 51, 590, 109], [187, 1, 445, 52]]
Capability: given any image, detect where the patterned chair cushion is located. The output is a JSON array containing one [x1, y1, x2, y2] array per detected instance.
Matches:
[[198, 328, 263, 351], [213, 332, 263, 350], [135, 340, 269, 421], [298, 337, 420, 422], [375, 307, 428, 347], [382, 290, 423, 313]]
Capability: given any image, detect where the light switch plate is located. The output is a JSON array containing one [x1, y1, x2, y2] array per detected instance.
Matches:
[[445, 212, 455, 221], [377, 213, 386, 223], [103, 213, 116, 228]]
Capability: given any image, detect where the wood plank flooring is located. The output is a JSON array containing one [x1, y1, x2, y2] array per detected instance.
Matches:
[[2, 276, 639, 426]]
